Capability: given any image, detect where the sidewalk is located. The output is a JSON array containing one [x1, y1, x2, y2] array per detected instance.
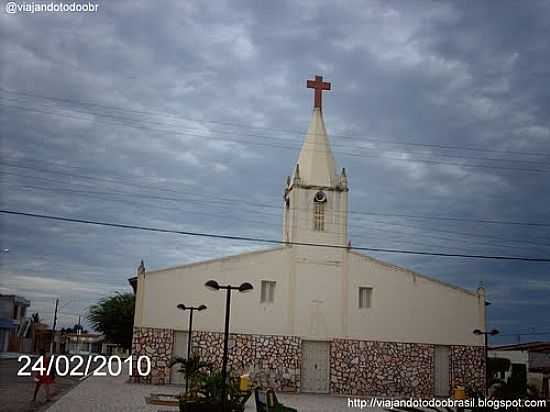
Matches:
[[45, 372, 384, 412]]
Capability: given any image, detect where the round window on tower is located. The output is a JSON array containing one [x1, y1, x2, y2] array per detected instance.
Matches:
[[314, 191, 327, 203]]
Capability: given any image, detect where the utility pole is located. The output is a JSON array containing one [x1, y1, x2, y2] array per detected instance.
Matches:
[[76, 314, 81, 355], [49, 298, 59, 354]]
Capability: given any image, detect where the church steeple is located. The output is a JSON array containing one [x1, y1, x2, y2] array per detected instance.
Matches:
[[283, 75, 349, 246], [291, 107, 338, 187]]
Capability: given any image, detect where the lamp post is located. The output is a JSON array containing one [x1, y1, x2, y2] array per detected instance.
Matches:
[[205, 280, 253, 412], [473, 328, 499, 395], [176, 303, 207, 394]]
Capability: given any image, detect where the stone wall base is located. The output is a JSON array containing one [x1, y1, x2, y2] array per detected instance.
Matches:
[[131, 327, 174, 384], [130, 327, 484, 397]]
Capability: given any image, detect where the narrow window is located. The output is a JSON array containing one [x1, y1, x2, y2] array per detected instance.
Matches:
[[358, 287, 373, 309], [313, 191, 327, 231], [261, 281, 276, 303]]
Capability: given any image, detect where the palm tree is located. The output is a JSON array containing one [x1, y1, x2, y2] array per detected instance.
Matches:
[[87, 292, 135, 350], [170, 354, 211, 400]]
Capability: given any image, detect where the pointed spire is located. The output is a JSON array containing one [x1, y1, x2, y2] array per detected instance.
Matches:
[[137, 260, 145, 276], [291, 108, 337, 187], [293, 164, 301, 185], [339, 167, 348, 188]]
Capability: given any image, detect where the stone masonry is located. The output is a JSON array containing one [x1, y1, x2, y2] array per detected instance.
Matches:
[[131, 327, 174, 384], [131, 327, 484, 397], [330, 339, 434, 398], [450, 345, 485, 394], [191, 331, 302, 392]]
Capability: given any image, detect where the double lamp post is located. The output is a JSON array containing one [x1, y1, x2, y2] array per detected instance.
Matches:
[[473, 328, 499, 395], [176, 303, 207, 394], [177, 280, 253, 412]]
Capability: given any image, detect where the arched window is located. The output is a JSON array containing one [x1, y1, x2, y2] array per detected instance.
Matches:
[[313, 191, 327, 231]]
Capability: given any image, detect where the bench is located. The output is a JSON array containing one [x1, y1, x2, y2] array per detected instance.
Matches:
[[254, 388, 298, 412]]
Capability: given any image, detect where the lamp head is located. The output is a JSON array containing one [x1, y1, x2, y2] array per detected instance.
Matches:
[[177, 304, 186, 311], [205, 280, 220, 290], [198, 304, 207, 311], [473, 329, 483, 335], [490, 329, 499, 336], [238, 282, 253, 293]]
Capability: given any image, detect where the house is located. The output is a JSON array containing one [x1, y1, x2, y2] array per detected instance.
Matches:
[[489, 341, 550, 399], [65, 332, 104, 355], [129, 76, 486, 397], [0, 294, 30, 352]]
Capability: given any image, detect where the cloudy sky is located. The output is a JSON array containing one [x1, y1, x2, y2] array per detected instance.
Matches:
[[1, 0, 549, 343]]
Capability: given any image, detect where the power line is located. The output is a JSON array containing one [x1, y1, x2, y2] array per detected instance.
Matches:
[[4, 168, 550, 251], [499, 331, 550, 337], [3, 160, 550, 229], [2, 100, 550, 174], [4, 168, 550, 252], [9, 181, 543, 254], [3, 94, 548, 168], [2, 209, 550, 262], [2, 88, 549, 158]]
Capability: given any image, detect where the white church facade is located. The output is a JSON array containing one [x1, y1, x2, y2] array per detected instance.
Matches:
[[130, 76, 486, 397]]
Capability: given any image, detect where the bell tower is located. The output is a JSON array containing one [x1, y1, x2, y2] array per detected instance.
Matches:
[[283, 76, 348, 246]]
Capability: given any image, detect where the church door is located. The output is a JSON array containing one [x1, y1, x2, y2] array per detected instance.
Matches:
[[434, 345, 450, 397], [301, 340, 330, 393], [170, 331, 189, 385]]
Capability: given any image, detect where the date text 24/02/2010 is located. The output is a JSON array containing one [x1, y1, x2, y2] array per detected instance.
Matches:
[[17, 355, 151, 377]]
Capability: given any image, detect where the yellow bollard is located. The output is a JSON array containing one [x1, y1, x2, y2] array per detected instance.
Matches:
[[453, 385, 466, 400], [239, 374, 251, 392]]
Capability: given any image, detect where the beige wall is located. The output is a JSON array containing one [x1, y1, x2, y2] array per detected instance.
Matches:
[[136, 247, 293, 335], [135, 245, 484, 347], [346, 251, 485, 346]]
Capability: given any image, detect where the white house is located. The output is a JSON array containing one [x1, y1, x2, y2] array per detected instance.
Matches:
[[130, 76, 486, 398], [489, 342, 550, 399]]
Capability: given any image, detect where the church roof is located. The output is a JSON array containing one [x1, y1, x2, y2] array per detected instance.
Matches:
[[292, 107, 338, 187]]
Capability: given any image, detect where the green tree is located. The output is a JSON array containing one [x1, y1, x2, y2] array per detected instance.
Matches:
[[87, 292, 135, 350]]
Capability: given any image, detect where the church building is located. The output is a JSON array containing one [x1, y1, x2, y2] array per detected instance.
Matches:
[[130, 76, 486, 398]]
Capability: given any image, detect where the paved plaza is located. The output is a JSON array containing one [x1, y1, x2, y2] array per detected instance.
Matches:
[[44, 371, 383, 412], [0, 357, 84, 412]]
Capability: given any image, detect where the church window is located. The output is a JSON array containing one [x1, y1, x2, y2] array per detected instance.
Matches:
[[261, 280, 276, 303], [313, 191, 327, 231], [358, 287, 372, 309]]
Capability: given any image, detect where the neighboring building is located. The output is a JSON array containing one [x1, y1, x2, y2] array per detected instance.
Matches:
[[65, 332, 104, 355], [0, 294, 30, 352], [102, 341, 130, 358], [129, 76, 486, 397], [489, 342, 550, 399]]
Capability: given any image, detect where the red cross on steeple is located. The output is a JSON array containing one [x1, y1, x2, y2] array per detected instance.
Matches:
[[307, 75, 331, 110]]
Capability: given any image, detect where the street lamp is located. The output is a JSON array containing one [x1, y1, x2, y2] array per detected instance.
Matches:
[[473, 328, 499, 395], [205, 280, 253, 411], [176, 303, 207, 394]]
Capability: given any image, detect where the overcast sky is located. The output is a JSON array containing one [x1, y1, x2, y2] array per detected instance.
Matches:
[[1, 0, 549, 343]]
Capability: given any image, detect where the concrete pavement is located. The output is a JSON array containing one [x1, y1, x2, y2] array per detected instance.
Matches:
[[44, 371, 385, 412]]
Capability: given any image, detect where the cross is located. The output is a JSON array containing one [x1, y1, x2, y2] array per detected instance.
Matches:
[[307, 75, 331, 110]]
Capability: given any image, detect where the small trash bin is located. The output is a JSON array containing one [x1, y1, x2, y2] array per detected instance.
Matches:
[[453, 385, 466, 400]]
